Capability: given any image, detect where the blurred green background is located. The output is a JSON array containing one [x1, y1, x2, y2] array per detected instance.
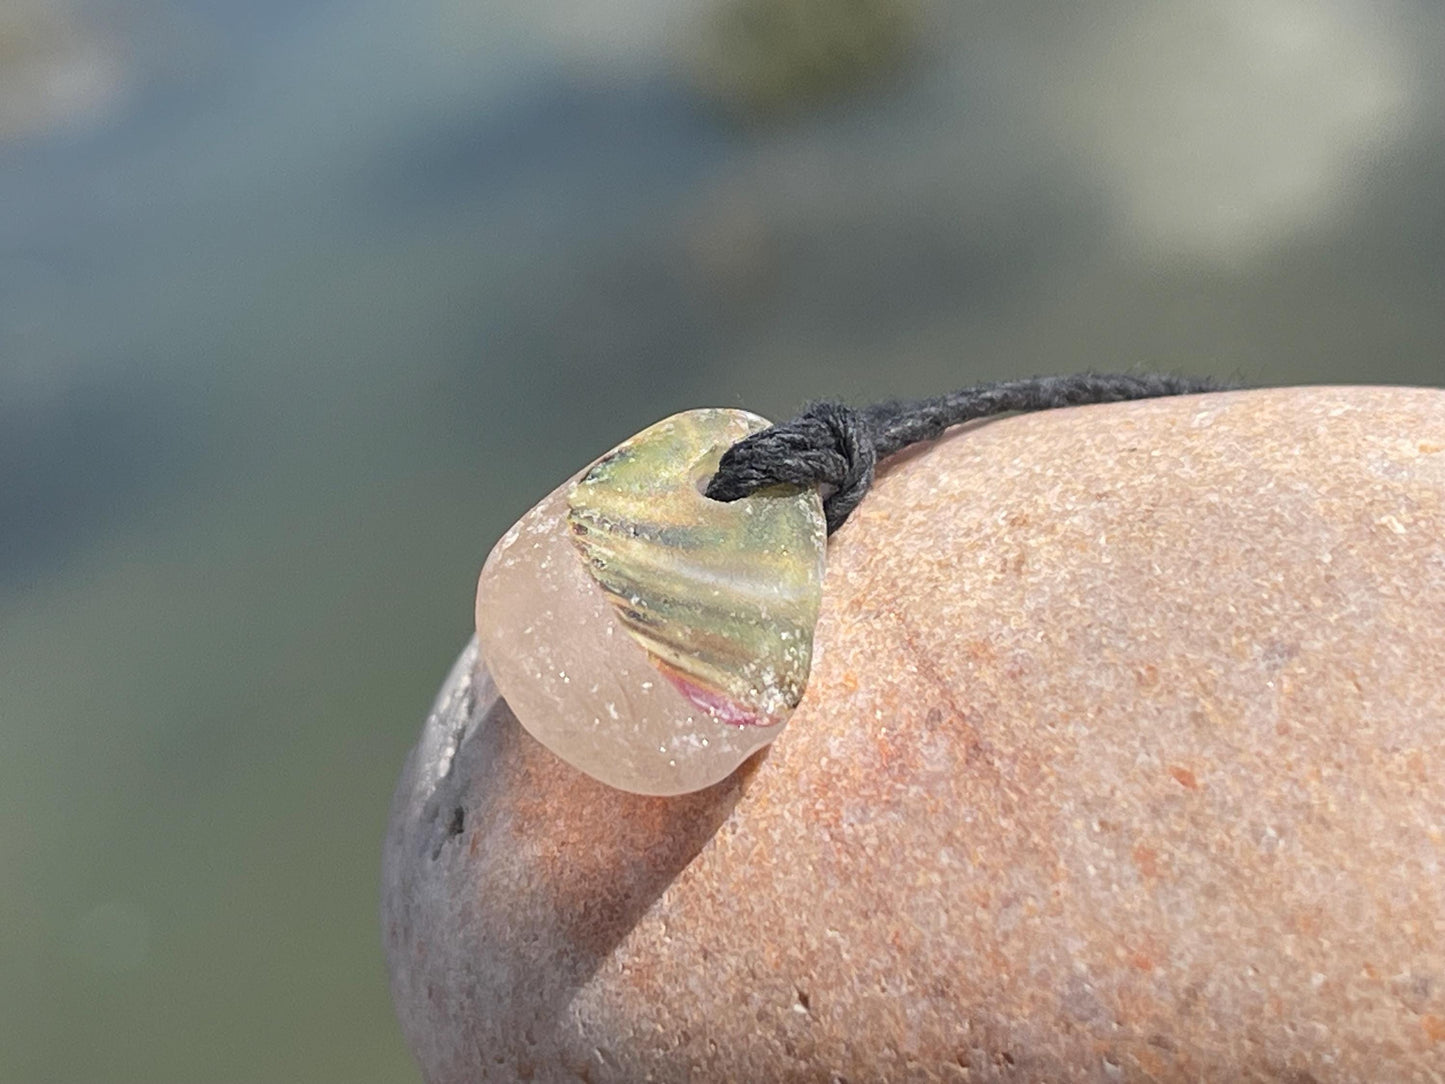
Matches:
[[1, 0, 1442, 1079]]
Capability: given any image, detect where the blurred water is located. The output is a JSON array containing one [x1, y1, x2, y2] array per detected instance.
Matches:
[[1, 0, 1442, 1079]]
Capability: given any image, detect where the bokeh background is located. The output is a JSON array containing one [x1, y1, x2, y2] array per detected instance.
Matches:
[[1, 0, 1442, 1079]]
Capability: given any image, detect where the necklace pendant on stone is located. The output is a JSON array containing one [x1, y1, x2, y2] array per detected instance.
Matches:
[[475, 409, 827, 795]]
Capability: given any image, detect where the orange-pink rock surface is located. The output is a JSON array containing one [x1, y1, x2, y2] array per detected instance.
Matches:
[[384, 385, 1445, 1082]]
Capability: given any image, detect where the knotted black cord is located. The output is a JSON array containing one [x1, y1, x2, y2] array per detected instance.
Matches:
[[705, 372, 1230, 534]]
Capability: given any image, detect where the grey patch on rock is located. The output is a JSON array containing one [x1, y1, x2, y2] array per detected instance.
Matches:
[[401, 638, 490, 865]]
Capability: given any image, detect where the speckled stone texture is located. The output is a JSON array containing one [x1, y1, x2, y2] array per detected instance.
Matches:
[[383, 386, 1445, 1083]]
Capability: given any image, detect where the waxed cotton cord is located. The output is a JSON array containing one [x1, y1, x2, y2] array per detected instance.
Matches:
[[705, 372, 1230, 534]]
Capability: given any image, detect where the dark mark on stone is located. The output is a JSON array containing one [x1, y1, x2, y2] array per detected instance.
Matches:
[[430, 805, 466, 861]]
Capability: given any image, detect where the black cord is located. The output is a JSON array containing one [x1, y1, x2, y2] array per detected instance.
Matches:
[[705, 372, 1230, 533]]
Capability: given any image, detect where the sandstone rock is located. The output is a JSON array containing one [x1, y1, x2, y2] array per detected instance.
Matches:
[[383, 385, 1445, 1082]]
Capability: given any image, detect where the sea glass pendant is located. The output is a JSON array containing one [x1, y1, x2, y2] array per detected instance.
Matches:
[[475, 409, 827, 795]]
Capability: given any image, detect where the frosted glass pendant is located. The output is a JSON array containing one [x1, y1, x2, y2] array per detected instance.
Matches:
[[475, 409, 826, 795]]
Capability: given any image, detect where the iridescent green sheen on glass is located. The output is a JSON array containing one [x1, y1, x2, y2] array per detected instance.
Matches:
[[566, 409, 826, 727]]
